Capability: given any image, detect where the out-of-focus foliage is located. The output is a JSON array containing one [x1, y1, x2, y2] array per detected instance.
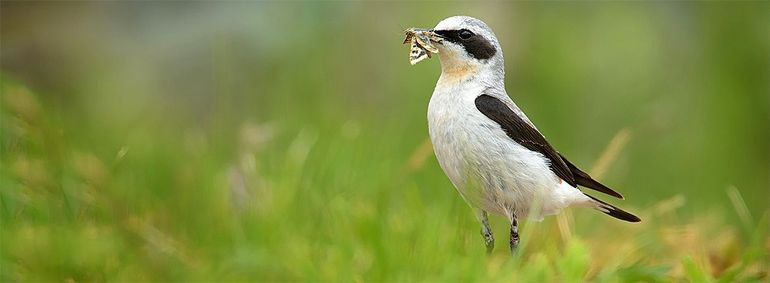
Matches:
[[1, 2, 768, 281]]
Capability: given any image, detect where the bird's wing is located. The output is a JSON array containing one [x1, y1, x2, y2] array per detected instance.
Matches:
[[474, 94, 577, 187], [474, 94, 625, 199], [558, 154, 624, 199]]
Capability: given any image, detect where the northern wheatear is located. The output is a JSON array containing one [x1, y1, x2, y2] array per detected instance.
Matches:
[[405, 16, 640, 254]]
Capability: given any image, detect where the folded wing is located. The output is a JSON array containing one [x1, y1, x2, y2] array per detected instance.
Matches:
[[474, 94, 623, 199]]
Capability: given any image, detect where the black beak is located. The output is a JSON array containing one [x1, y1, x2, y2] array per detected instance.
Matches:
[[427, 29, 445, 43], [430, 29, 448, 38]]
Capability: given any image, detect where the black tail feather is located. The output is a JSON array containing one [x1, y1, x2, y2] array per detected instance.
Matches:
[[585, 194, 641, 222]]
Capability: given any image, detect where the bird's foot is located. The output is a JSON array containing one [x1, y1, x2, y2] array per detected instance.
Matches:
[[480, 210, 494, 255], [510, 217, 520, 254], [482, 228, 494, 254]]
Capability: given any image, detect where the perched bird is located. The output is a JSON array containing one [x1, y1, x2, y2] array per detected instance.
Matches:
[[414, 16, 641, 254]]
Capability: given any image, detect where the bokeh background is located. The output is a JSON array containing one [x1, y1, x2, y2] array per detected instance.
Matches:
[[1, 1, 768, 281]]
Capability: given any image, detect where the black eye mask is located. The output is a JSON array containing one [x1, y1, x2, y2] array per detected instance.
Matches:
[[433, 29, 497, 60]]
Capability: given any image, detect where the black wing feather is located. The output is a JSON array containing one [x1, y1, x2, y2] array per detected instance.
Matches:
[[474, 94, 576, 187], [559, 153, 624, 199]]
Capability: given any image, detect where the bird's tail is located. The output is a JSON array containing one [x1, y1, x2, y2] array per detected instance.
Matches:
[[585, 194, 641, 222]]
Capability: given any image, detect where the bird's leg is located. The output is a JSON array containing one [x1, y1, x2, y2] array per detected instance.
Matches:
[[479, 210, 494, 254], [509, 215, 520, 254]]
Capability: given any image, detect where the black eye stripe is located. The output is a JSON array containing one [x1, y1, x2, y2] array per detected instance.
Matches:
[[434, 29, 497, 60], [433, 29, 463, 41]]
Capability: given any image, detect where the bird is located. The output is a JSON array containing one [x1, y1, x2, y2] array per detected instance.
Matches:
[[416, 16, 641, 254]]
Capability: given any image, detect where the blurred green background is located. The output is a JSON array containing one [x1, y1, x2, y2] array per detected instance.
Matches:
[[1, 1, 768, 281]]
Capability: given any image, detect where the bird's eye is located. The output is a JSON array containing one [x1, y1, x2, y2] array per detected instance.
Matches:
[[458, 29, 474, 40]]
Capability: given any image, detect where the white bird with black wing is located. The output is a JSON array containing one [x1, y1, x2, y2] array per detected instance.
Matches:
[[406, 16, 640, 254]]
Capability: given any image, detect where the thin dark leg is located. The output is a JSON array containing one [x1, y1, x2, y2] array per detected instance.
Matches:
[[509, 216, 519, 254], [479, 210, 494, 254]]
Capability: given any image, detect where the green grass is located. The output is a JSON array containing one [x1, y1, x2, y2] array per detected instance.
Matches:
[[1, 2, 769, 281], [1, 81, 768, 281]]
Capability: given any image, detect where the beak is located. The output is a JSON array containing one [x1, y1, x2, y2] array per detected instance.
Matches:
[[426, 29, 444, 44]]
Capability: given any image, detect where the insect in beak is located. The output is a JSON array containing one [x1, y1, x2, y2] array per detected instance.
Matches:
[[403, 28, 442, 65]]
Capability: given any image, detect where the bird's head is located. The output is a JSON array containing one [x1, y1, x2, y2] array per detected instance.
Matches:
[[428, 16, 505, 84]]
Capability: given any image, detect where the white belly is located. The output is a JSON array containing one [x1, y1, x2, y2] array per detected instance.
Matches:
[[427, 87, 588, 221]]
